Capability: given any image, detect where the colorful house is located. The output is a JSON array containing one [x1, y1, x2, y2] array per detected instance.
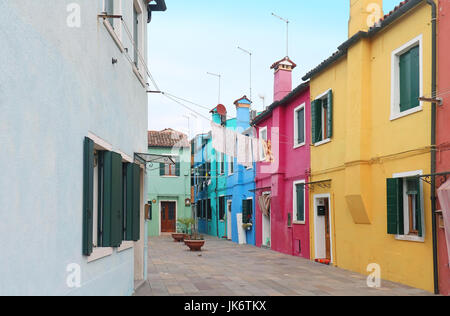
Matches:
[[193, 101, 257, 244], [0, 0, 166, 295], [147, 129, 192, 236], [302, 0, 437, 292], [437, 0, 450, 296], [253, 57, 311, 258]]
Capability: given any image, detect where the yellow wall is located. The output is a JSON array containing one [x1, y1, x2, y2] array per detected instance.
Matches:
[[309, 2, 435, 292]]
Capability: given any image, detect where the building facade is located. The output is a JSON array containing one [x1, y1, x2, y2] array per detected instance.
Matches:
[[303, 0, 436, 292], [147, 129, 192, 236], [437, 0, 450, 296], [0, 0, 166, 295], [253, 58, 311, 258]]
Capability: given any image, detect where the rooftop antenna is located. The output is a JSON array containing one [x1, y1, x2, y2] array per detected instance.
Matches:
[[206, 72, 221, 104], [237, 46, 253, 101], [272, 13, 290, 56]]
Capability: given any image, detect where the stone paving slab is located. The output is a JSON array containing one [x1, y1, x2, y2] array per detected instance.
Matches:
[[134, 236, 433, 296]]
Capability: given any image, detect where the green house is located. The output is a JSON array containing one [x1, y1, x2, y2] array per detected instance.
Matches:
[[147, 129, 192, 236]]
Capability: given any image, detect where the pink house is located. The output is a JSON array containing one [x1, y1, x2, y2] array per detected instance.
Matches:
[[252, 57, 311, 258]]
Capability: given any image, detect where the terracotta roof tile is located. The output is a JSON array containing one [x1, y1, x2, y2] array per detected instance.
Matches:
[[148, 128, 190, 148]]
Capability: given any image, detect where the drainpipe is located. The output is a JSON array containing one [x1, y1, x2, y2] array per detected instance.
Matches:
[[425, 0, 439, 295]]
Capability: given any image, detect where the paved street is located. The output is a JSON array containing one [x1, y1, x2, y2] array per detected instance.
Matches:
[[134, 235, 432, 296]]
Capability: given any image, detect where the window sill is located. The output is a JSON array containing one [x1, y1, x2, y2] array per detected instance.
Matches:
[[293, 221, 306, 225], [117, 241, 134, 253], [390, 106, 423, 121], [161, 176, 179, 178], [132, 64, 147, 89], [87, 247, 113, 263], [314, 138, 331, 147], [395, 234, 425, 243], [293, 142, 306, 149], [103, 19, 125, 54]]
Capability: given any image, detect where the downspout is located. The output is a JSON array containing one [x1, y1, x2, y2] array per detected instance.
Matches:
[[425, 0, 439, 295]]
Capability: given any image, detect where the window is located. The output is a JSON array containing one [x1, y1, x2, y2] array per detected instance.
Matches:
[[293, 181, 305, 223], [219, 196, 226, 221], [104, 0, 115, 27], [160, 157, 180, 177], [196, 202, 201, 218], [259, 127, 268, 161], [219, 153, 225, 175], [132, 1, 142, 68], [242, 199, 253, 224], [387, 172, 424, 240], [391, 35, 422, 120], [207, 199, 212, 220], [294, 103, 306, 148], [83, 137, 141, 258], [312, 90, 333, 145], [229, 157, 234, 175]]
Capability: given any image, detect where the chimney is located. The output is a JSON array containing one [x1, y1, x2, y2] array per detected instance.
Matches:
[[348, 0, 383, 37], [233, 96, 252, 132], [210, 104, 227, 125], [271, 57, 297, 102]]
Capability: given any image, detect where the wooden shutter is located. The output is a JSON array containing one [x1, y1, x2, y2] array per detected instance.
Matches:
[[414, 178, 423, 237], [410, 46, 420, 110], [296, 184, 305, 222], [83, 137, 94, 256], [311, 99, 318, 144], [160, 163, 165, 176], [175, 159, 181, 177], [297, 108, 305, 144], [327, 90, 333, 139], [126, 163, 141, 241], [242, 200, 248, 224], [101, 151, 123, 248], [387, 178, 404, 235]]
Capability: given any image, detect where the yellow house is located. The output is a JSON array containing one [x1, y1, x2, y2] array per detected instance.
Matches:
[[303, 0, 437, 292]]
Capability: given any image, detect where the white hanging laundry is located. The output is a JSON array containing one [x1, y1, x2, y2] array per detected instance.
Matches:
[[237, 133, 248, 165], [211, 122, 226, 154], [225, 129, 237, 158], [251, 137, 260, 163]]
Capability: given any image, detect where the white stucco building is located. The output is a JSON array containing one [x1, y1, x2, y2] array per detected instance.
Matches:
[[0, 0, 166, 295]]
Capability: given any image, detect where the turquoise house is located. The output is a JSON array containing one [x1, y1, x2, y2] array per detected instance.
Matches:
[[147, 129, 192, 236]]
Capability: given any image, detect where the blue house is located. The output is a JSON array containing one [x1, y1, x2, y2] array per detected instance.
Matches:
[[192, 99, 256, 245]]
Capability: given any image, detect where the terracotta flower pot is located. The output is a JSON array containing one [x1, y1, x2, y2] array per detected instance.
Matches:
[[184, 240, 205, 252], [172, 233, 185, 242]]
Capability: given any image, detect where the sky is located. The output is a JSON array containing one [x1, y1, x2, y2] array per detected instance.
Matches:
[[146, 0, 401, 139]]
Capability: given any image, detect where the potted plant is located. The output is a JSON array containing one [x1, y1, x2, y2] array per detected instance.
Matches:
[[172, 218, 195, 242], [184, 227, 205, 252]]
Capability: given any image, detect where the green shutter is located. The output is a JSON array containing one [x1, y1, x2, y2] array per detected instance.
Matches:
[[175, 160, 181, 177], [400, 46, 420, 112], [387, 178, 404, 235], [102, 151, 123, 248], [125, 163, 141, 241], [160, 163, 165, 176], [311, 99, 317, 144], [296, 184, 305, 222], [83, 137, 94, 256], [410, 46, 420, 110], [414, 178, 423, 237], [327, 90, 333, 139]]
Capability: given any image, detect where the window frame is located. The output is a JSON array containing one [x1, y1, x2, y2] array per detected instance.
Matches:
[[259, 126, 268, 162], [293, 180, 306, 224], [392, 170, 425, 243], [313, 89, 332, 146], [160, 155, 180, 178], [390, 34, 423, 121], [293, 103, 306, 148]]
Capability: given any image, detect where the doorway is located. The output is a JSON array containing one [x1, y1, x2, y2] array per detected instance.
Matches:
[[261, 192, 271, 248], [227, 200, 232, 240], [161, 201, 176, 233], [314, 195, 332, 261]]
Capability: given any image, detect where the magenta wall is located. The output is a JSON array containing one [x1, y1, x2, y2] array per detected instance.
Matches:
[[255, 87, 311, 259], [437, 1, 450, 296]]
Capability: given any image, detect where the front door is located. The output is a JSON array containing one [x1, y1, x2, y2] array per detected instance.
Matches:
[[161, 202, 176, 233], [324, 198, 331, 260], [227, 201, 232, 240]]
